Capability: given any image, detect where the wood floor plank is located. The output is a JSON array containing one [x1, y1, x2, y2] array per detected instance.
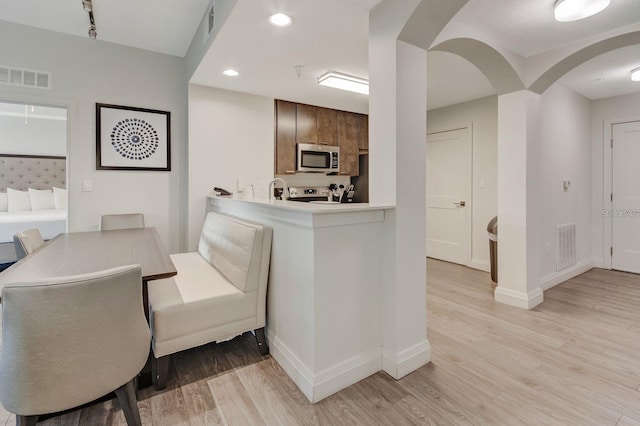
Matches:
[[2, 260, 639, 425]]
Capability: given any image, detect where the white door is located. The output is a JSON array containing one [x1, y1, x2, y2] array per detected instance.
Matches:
[[426, 127, 471, 265], [612, 121, 640, 273]]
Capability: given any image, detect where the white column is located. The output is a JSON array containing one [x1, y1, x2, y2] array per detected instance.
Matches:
[[495, 90, 543, 309], [370, 29, 430, 377]]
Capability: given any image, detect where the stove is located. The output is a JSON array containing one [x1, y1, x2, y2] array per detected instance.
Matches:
[[287, 186, 330, 202]]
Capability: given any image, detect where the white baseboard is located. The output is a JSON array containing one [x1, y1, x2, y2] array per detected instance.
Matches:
[[268, 331, 383, 403], [494, 286, 544, 310], [313, 350, 381, 402], [540, 260, 593, 291], [268, 333, 315, 402], [469, 258, 490, 272], [382, 340, 431, 380], [592, 257, 607, 269]]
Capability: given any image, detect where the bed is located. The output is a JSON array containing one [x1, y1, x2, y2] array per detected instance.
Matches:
[[0, 154, 67, 264]]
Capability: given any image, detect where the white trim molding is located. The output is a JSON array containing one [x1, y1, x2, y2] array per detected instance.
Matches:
[[494, 286, 544, 310], [470, 258, 491, 272], [540, 259, 593, 291], [383, 340, 431, 380]]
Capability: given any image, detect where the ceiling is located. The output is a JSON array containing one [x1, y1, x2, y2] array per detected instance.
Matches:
[[0, 0, 210, 57], [1, 0, 639, 110]]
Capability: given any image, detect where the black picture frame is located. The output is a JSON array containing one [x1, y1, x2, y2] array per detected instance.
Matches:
[[96, 103, 171, 171]]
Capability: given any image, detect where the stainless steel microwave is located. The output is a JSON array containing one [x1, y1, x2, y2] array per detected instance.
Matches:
[[297, 143, 340, 173]]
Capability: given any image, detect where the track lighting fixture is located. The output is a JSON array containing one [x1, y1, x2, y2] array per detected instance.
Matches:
[[82, 0, 97, 40]]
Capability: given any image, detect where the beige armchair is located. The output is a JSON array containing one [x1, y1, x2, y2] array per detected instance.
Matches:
[[13, 228, 45, 260], [99, 213, 145, 231], [0, 265, 150, 426]]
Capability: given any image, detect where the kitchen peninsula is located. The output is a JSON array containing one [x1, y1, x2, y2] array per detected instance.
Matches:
[[206, 196, 394, 403]]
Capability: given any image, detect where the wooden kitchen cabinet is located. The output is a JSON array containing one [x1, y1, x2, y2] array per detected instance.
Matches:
[[317, 107, 338, 146], [357, 113, 368, 151], [275, 99, 366, 176], [296, 104, 317, 144], [337, 111, 359, 176], [275, 100, 297, 175]]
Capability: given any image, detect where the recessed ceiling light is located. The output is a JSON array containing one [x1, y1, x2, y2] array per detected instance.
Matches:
[[223, 69, 239, 77], [318, 72, 369, 95], [554, 0, 610, 22], [631, 67, 640, 82], [269, 13, 292, 27]]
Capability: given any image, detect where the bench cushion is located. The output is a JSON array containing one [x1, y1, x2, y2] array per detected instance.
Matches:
[[149, 252, 258, 357], [198, 212, 265, 293]]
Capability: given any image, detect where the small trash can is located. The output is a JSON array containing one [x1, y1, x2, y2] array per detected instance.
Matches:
[[487, 216, 498, 283]]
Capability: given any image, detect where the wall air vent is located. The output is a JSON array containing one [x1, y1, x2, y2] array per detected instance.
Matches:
[[556, 223, 577, 271], [0, 66, 51, 90]]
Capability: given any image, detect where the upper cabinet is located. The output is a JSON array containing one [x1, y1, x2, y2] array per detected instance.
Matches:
[[275, 100, 367, 176], [337, 111, 359, 176], [357, 114, 368, 151], [296, 104, 338, 146], [296, 104, 317, 144], [275, 100, 297, 175]]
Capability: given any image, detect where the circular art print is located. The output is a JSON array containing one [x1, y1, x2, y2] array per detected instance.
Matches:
[[97, 104, 170, 171], [110, 118, 159, 161]]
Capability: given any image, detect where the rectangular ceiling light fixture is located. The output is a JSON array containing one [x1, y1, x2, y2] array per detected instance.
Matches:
[[317, 71, 369, 95]]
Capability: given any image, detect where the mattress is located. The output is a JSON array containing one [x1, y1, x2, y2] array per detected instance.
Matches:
[[0, 209, 67, 243]]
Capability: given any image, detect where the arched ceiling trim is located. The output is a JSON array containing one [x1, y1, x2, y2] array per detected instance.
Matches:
[[430, 37, 525, 95], [398, 0, 469, 50], [529, 31, 640, 94]]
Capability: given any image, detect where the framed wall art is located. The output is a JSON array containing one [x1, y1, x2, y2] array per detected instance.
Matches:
[[96, 103, 171, 171]]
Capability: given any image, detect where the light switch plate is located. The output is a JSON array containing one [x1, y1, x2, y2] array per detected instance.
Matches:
[[82, 180, 92, 192]]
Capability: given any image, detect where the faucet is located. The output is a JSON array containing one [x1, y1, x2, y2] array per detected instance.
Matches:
[[268, 178, 289, 200]]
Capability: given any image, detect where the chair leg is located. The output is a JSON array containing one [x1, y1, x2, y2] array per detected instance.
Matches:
[[16, 415, 38, 426], [255, 327, 269, 355], [114, 378, 142, 426], [152, 355, 170, 390]]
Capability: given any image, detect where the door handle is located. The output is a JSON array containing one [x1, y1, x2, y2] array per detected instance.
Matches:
[[454, 201, 466, 207]]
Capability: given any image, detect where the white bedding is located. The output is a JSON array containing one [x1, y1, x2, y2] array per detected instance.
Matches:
[[0, 209, 67, 243]]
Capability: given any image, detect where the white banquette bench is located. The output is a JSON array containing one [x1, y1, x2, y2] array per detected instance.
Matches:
[[148, 212, 272, 389]]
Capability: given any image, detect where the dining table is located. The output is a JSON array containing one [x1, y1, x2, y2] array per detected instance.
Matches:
[[0, 227, 177, 317]]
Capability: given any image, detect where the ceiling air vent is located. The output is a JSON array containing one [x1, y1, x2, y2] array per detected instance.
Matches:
[[203, 0, 215, 44], [0, 66, 52, 90]]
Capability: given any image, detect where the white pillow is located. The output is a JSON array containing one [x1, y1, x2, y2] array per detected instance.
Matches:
[[7, 188, 32, 212], [29, 188, 55, 211], [0, 192, 7, 212], [53, 187, 68, 210]]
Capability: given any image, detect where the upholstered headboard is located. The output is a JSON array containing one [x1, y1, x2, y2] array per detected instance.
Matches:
[[0, 154, 66, 191]]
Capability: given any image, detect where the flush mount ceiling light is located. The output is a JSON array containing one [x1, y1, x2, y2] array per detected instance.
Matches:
[[631, 67, 640, 82], [317, 71, 369, 95], [82, 0, 97, 39], [223, 68, 239, 77], [269, 13, 292, 27], [554, 0, 610, 22]]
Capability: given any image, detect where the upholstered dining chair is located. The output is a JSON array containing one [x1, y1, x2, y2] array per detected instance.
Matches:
[[0, 265, 150, 426], [100, 213, 145, 231], [13, 228, 45, 260]]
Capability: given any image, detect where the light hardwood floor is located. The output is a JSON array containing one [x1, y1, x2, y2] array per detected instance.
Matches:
[[2, 259, 639, 425]]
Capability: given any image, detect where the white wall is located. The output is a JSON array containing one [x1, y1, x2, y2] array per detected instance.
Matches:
[[427, 95, 498, 270], [0, 21, 188, 252], [0, 114, 66, 156], [188, 84, 274, 249], [539, 83, 592, 281], [591, 91, 640, 267]]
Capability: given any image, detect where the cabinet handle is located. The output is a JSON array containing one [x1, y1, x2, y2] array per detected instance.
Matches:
[[339, 172, 350, 175], [285, 170, 296, 174], [318, 141, 329, 145]]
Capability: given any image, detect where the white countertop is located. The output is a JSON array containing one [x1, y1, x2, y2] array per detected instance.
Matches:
[[207, 195, 395, 213]]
